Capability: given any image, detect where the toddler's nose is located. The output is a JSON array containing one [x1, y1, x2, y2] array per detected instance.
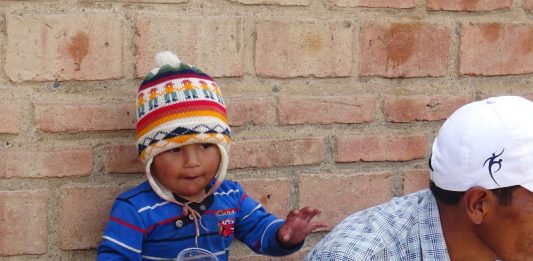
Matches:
[[182, 147, 201, 167]]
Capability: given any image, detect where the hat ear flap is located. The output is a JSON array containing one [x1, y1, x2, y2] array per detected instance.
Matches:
[[204, 143, 229, 197]]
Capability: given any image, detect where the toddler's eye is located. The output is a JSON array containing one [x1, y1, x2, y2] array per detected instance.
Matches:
[[201, 143, 213, 149], [171, 147, 181, 153]]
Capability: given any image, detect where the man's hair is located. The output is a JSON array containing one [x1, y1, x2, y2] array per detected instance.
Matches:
[[428, 156, 518, 206]]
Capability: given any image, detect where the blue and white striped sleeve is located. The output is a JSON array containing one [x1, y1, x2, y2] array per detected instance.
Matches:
[[232, 181, 303, 256], [97, 198, 146, 261]]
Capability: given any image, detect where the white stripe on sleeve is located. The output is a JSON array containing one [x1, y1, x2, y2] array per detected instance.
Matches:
[[138, 201, 170, 213], [241, 204, 262, 221], [102, 235, 142, 253], [260, 219, 284, 253], [214, 189, 240, 196]]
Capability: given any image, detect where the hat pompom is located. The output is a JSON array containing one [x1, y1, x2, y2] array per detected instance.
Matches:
[[155, 51, 181, 67]]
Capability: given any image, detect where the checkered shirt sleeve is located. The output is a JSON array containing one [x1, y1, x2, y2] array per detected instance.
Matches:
[[305, 190, 450, 261]]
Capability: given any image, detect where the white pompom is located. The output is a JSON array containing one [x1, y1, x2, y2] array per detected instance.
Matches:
[[154, 51, 181, 67]]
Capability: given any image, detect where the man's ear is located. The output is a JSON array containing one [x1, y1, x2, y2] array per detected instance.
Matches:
[[463, 187, 492, 225]]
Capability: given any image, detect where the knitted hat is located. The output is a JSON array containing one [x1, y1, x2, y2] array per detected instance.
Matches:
[[135, 51, 231, 203]]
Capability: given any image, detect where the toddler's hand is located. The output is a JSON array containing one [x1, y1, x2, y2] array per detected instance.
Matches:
[[276, 207, 328, 248]]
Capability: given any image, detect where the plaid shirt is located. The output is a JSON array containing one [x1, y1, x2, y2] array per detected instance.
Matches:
[[306, 189, 450, 261]]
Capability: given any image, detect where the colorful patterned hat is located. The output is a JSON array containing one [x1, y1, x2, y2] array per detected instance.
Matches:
[[135, 51, 231, 203]]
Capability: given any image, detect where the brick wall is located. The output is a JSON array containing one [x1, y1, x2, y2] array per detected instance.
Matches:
[[1, 0, 532, 260]]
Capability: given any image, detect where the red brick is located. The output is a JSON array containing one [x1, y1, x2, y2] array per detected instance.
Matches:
[[0, 103, 20, 134], [428, 0, 512, 11], [360, 23, 450, 78], [0, 147, 93, 178], [229, 0, 310, 5], [5, 14, 123, 81], [331, 0, 416, 8], [136, 16, 243, 78], [105, 144, 144, 174], [59, 185, 131, 250], [34, 102, 135, 132], [460, 23, 533, 76], [278, 95, 375, 125], [227, 98, 268, 127], [384, 96, 469, 122], [336, 135, 427, 162], [255, 20, 354, 78], [526, 0, 533, 10], [229, 138, 325, 169], [478, 93, 533, 101], [0, 190, 49, 256], [238, 178, 290, 217], [403, 169, 429, 194], [299, 172, 393, 226], [523, 93, 533, 101], [88, 0, 188, 2]]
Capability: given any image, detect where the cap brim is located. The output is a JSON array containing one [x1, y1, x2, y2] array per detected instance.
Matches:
[[522, 180, 533, 193]]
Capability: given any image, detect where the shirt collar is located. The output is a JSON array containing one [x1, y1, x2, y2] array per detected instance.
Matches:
[[418, 190, 451, 261]]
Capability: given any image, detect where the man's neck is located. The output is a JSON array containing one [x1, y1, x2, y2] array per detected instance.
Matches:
[[437, 202, 500, 261]]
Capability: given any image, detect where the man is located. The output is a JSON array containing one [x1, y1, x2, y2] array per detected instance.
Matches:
[[306, 96, 533, 261]]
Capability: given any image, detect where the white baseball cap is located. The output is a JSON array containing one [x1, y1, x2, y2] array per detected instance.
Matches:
[[430, 96, 533, 192]]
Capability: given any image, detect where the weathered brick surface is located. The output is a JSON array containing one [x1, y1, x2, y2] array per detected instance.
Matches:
[[384, 96, 469, 122], [0, 190, 49, 256], [5, 14, 123, 81], [105, 144, 144, 174], [331, 0, 416, 8], [229, 138, 325, 169], [299, 173, 393, 226], [59, 185, 131, 250], [255, 20, 354, 78], [238, 178, 290, 217], [34, 102, 135, 132], [229, 0, 310, 5], [0, 103, 20, 134], [85, 0, 188, 2], [277, 95, 376, 125], [428, 0, 512, 11], [3, 1, 533, 259], [402, 169, 429, 194], [227, 98, 268, 126], [526, 0, 533, 10], [523, 93, 533, 101], [136, 16, 243, 78], [278, 251, 310, 261], [0, 147, 93, 178], [460, 23, 533, 76], [360, 23, 450, 78], [336, 135, 427, 162]]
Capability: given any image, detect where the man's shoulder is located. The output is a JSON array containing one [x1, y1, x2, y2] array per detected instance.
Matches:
[[344, 189, 432, 225], [306, 190, 434, 260]]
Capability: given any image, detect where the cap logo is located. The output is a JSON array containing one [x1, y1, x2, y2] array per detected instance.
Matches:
[[483, 149, 504, 186]]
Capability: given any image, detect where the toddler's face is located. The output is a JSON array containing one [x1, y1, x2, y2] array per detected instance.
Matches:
[[151, 143, 220, 200]]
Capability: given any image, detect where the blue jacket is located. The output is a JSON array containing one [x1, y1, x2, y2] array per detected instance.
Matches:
[[97, 180, 301, 260]]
